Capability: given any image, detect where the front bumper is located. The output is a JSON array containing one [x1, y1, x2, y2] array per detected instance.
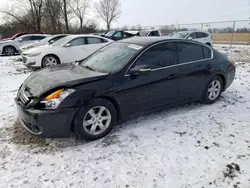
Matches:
[[21, 55, 40, 68], [15, 99, 79, 138]]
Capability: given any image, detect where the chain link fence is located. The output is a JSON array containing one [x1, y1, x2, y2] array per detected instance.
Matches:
[[134, 20, 250, 46]]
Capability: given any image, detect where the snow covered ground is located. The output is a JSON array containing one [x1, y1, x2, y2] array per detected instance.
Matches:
[[0, 44, 250, 188]]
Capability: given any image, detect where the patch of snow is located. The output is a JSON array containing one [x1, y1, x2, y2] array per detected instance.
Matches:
[[0, 46, 250, 188]]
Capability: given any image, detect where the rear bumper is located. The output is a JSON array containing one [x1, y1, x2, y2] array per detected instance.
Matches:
[[15, 99, 79, 138], [225, 63, 236, 90]]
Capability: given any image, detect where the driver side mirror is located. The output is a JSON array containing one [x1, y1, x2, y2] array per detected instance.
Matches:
[[129, 65, 151, 77], [18, 38, 23, 42], [188, 36, 193, 40], [64, 43, 71, 47], [49, 40, 54, 44]]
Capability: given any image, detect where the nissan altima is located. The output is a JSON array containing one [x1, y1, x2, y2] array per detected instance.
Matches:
[[15, 37, 235, 140]]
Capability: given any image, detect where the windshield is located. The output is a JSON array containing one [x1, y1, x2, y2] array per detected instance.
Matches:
[[81, 43, 142, 73], [139, 30, 150, 36], [171, 32, 189, 39], [11, 33, 23, 39], [51, 35, 74, 46], [40, 36, 54, 43], [105, 31, 115, 37]]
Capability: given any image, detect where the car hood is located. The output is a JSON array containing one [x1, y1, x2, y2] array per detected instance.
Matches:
[[0, 38, 12, 41], [22, 64, 108, 97], [0, 39, 12, 44], [23, 44, 52, 53], [20, 41, 42, 48]]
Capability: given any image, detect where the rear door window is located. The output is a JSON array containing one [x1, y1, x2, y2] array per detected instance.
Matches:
[[202, 46, 212, 59], [87, 37, 105, 44], [196, 32, 209, 38], [21, 36, 33, 41], [32, 35, 46, 40], [149, 31, 160, 36], [177, 42, 204, 64], [135, 42, 175, 69], [69, 37, 86, 46]]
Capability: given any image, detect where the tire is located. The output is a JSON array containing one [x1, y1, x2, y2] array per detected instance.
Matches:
[[3, 46, 16, 56], [203, 76, 223, 104], [74, 98, 117, 140], [42, 55, 60, 68]]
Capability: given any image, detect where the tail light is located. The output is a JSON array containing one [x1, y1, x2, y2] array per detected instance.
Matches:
[[211, 35, 213, 40]]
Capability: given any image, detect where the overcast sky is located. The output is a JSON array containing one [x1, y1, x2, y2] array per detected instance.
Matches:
[[118, 0, 250, 25], [0, 0, 249, 27]]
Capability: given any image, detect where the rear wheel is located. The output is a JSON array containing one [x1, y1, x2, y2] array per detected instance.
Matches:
[[203, 76, 223, 104], [3, 46, 16, 56], [74, 98, 117, 140], [42, 55, 60, 67]]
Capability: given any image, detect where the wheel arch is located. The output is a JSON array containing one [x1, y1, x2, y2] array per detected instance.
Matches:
[[70, 96, 124, 131], [216, 74, 226, 91], [3, 45, 18, 53], [201, 72, 226, 100], [98, 96, 123, 122]]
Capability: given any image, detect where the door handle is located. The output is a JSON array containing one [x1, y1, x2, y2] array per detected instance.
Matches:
[[168, 74, 175, 79], [206, 64, 212, 69]]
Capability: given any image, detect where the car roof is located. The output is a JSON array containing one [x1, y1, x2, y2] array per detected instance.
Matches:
[[118, 36, 209, 47], [52, 34, 69, 37], [125, 30, 140, 35], [141, 29, 159, 32], [176, 30, 209, 34], [118, 36, 172, 46]]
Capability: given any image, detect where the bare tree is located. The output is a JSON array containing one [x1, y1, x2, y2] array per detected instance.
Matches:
[[71, 0, 90, 32], [28, 0, 44, 31], [44, 0, 62, 33], [61, 0, 74, 33], [1, 0, 44, 31], [94, 0, 121, 30]]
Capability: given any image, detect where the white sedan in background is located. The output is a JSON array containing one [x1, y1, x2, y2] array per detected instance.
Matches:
[[21, 35, 113, 68]]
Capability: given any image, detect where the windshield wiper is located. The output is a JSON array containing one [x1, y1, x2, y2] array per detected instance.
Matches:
[[83, 65, 95, 72]]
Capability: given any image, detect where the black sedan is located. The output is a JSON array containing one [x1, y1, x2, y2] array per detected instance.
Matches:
[[15, 37, 236, 140]]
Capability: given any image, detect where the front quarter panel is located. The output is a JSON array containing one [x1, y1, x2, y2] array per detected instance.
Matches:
[[58, 78, 113, 109]]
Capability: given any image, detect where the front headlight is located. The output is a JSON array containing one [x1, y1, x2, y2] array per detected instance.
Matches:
[[40, 89, 75, 109], [26, 52, 41, 57]]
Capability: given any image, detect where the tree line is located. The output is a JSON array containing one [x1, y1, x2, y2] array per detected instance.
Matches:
[[0, 0, 121, 37]]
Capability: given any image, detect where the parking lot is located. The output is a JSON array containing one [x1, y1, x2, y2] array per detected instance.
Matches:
[[0, 44, 250, 188]]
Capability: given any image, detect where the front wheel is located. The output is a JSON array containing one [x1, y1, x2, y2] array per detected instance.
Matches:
[[3, 46, 16, 56], [74, 98, 117, 140], [42, 55, 60, 67], [203, 76, 223, 104]]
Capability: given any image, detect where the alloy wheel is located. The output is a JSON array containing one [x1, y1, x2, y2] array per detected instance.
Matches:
[[44, 57, 58, 67], [83, 106, 112, 136], [207, 80, 221, 100], [5, 47, 15, 56]]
